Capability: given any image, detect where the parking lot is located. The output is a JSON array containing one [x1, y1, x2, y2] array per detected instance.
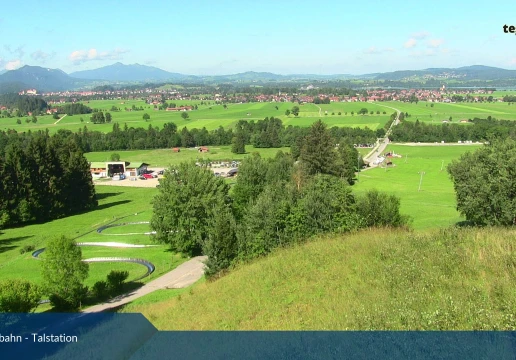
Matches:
[[93, 166, 238, 188]]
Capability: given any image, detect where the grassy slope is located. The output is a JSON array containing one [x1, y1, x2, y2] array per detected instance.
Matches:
[[121, 228, 516, 330]]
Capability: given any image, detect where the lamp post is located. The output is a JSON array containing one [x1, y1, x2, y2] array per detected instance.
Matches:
[[418, 171, 426, 192]]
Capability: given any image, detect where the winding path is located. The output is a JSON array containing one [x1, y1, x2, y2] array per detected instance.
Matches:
[[82, 256, 207, 313], [32, 218, 207, 311]]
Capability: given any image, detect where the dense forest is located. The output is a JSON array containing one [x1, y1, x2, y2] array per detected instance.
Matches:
[[0, 94, 48, 116], [0, 131, 97, 228]]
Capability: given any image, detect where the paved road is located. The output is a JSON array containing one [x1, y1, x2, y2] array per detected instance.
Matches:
[[82, 255, 207, 313], [362, 102, 401, 167]]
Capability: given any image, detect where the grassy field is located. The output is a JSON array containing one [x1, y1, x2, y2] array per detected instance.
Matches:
[[389, 101, 516, 124], [353, 144, 482, 229], [121, 227, 516, 330], [85, 145, 292, 168], [3, 100, 516, 134], [0, 185, 187, 309], [1, 100, 392, 134]]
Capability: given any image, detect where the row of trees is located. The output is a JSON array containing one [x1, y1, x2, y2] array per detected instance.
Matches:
[[389, 117, 516, 142], [0, 118, 378, 155], [151, 121, 409, 277], [0, 131, 97, 228]]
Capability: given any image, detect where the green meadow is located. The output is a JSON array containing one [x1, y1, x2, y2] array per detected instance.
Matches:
[[354, 144, 482, 229], [389, 101, 516, 124], [1, 100, 393, 134], [4, 100, 516, 134], [0, 185, 187, 310], [84, 145, 292, 168]]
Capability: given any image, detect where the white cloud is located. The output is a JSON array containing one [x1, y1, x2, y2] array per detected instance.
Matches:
[[31, 50, 55, 62], [364, 46, 380, 54], [428, 39, 444, 48], [363, 47, 396, 55], [410, 49, 435, 58], [412, 31, 430, 39], [404, 38, 417, 48], [5, 59, 22, 70], [69, 48, 130, 64]]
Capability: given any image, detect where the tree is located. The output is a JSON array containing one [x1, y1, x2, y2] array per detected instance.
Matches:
[[53, 113, 59, 120], [231, 153, 269, 219], [143, 113, 150, 121], [110, 153, 121, 161], [106, 270, 129, 293], [41, 235, 89, 310], [150, 162, 230, 256], [285, 109, 291, 116], [356, 189, 409, 227], [291, 106, 300, 117], [0, 279, 41, 312], [105, 112, 112, 123], [299, 120, 339, 176], [181, 112, 189, 120], [231, 131, 246, 154], [32, 115, 37, 123], [448, 138, 516, 226], [358, 108, 368, 115], [203, 203, 238, 278]]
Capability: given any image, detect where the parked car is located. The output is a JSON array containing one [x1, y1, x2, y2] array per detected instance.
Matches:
[[119, 174, 126, 180], [143, 173, 153, 179], [158, 170, 164, 175]]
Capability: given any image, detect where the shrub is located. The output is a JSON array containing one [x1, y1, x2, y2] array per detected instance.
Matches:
[[92, 280, 109, 300], [107, 270, 129, 292], [19, 244, 35, 254], [356, 189, 411, 227]]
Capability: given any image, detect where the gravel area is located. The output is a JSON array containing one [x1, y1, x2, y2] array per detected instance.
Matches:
[[93, 167, 236, 188]]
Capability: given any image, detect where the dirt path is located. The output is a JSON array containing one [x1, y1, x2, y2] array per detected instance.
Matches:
[[82, 256, 207, 313], [53, 114, 67, 125], [315, 104, 322, 116]]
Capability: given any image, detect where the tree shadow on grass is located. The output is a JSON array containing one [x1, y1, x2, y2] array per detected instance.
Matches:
[[0, 235, 34, 254], [94, 200, 132, 212], [95, 192, 122, 201]]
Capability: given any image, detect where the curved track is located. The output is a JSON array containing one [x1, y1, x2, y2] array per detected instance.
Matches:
[[32, 245, 156, 280], [96, 221, 156, 235]]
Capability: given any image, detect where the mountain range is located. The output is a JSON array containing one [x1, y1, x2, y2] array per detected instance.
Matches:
[[2, 63, 516, 93]]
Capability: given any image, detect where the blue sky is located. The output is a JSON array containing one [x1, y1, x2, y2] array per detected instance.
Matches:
[[0, 0, 514, 75]]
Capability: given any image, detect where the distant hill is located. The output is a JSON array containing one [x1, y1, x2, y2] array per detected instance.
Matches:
[[373, 65, 516, 81], [3, 63, 516, 92], [70, 62, 192, 82], [0, 65, 88, 93]]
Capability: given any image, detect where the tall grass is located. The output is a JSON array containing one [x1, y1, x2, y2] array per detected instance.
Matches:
[[122, 227, 516, 330]]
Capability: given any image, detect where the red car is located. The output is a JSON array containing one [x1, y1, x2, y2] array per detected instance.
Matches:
[[142, 173, 153, 179]]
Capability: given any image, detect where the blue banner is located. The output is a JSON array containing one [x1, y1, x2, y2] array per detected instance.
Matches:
[[0, 314, 515, 359]]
